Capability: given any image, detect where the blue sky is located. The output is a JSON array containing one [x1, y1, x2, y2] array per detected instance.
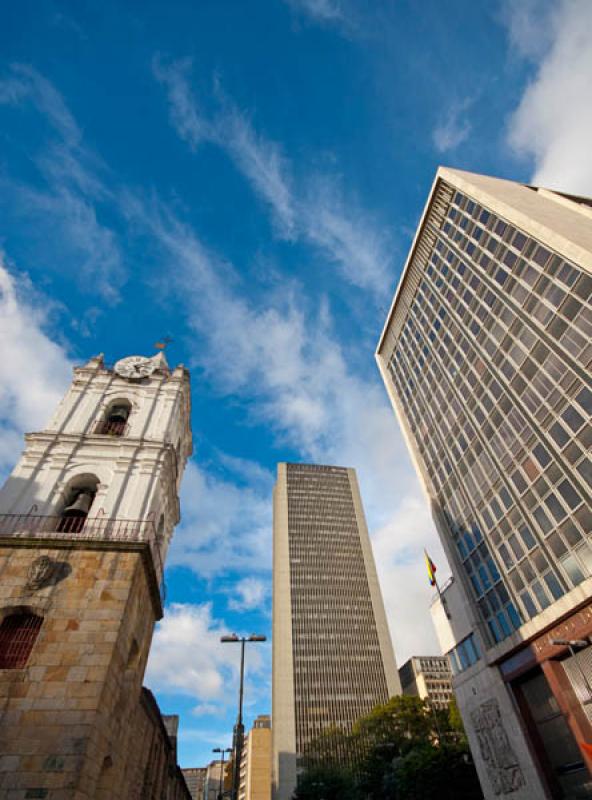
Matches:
[[1, 0, 591, 769]]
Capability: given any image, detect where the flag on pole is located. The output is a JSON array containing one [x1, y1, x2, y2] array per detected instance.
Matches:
[[424, 550, 437, 587]]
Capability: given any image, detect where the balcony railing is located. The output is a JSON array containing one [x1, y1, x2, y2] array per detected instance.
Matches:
[[0, 513, 153, 541], [0, 513, 165, 604]]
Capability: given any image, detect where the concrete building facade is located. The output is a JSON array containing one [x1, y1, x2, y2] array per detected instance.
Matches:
[[238, 714, 271, 800], [398, 655, 453, 709], [182, 767, 207, 800], [377, 168, 592, 799], [0, 351, 192, 799], [272, 463, 400, 800]]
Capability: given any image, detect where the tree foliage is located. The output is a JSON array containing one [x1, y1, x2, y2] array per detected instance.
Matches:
[[294, 696, 482, 800]]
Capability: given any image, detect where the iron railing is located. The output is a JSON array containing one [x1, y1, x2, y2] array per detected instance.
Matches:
[[0, 513, 166, 604], [94, 419, 128, 436]]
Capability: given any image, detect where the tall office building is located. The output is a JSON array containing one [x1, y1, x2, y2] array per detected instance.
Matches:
[[377, 168, 592, 799], [272, 463, 400, 800]]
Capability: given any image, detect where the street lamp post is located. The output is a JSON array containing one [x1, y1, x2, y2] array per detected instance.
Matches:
[[221, 633, 267, 800], [212, 747, 232, 800]]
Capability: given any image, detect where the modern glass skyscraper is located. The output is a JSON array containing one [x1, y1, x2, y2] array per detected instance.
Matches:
[[271, 463, 400, 800], [377, 168, 592, 800]]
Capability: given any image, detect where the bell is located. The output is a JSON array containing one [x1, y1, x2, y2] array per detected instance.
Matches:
[[62, 490, 94, 518], [108, 405, 129, 424]]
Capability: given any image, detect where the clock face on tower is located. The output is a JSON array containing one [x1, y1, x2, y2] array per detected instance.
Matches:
[[114, 356, 156, 380]]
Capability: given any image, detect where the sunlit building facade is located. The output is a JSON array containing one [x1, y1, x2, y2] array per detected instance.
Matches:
[[272, 463, 400, 800], [377, 168, 592, 800]]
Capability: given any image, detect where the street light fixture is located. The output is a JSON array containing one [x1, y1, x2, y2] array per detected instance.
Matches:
[[550, 638, 592, 703], [212, 747, 232, 800], [221, 633, 267, 800]]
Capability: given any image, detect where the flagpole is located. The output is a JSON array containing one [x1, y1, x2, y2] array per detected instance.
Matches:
[[425, 549, 451, 619]]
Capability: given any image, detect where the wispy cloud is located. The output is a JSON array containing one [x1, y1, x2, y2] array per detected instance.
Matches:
[[433, 97, 473, 153], [153, 60, 393, 294], [282, 0, 358, 36], [505, 0, 592, 193], [125, 191, 444, 659], [0, 64, 124, 301], [285, 0, 345, 23], [153, 56, 210, 150]]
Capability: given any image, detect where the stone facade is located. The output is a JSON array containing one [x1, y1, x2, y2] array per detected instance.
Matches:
[[0, 352, 193, 799]]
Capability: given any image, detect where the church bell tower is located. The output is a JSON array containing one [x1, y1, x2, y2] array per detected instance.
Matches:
[[0, 352, 191, 799]]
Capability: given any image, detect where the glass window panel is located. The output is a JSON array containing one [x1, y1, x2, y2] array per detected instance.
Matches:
[[519, 590, 537, 619], [509, 534, 524, 560], [519, 526, 536, 550], [487, 619, 502, 644], [531, 580, 550, 610], [549, 421, 569, 449], [557, 479, 582, 510], [547, 532, 567, 558], [561, 521, 583, 547], [560, 554, 584, 586], [575, 386, 592, 415], [499, 544, 513, 569], [543, 572, 564, 601], [496, 611, 512, 638], [544, 493, 567, 522], [532, 444, 551, 468], [533, 506, 553, 535], [562, 405, 585, 433]]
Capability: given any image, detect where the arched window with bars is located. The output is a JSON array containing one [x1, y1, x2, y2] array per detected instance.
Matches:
[[0, 611, 43, 669], [96, 400, 131, 437]]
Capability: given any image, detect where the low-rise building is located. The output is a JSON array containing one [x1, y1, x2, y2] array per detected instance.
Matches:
[[239, 714, 272, 800], [399, 654, 454, 709], [183, 767, 207, 800]]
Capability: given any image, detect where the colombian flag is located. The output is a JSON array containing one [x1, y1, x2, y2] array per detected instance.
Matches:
[[424, 550, 437, 587]]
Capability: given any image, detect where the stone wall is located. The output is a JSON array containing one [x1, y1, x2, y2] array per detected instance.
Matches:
[[0, 541, 188, 800]]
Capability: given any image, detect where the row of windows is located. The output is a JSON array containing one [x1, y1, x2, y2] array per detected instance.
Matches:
[[387, 186, 592, 646]]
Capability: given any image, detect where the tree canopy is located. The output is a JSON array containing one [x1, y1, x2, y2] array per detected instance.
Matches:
[[294, 695, 483, 800]]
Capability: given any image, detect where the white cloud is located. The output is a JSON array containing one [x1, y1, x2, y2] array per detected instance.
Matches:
[[153, 64, 393, 294], [0, 258, 73, 474], [433, 99, 473, 153], [506, 0, 592, 193], [228, 577, 268, 612], [145, 602, 268, 709], [146, 602, 232, 700], [0, 64, 124, 301]]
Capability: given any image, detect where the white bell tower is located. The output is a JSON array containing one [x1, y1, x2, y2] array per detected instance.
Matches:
[[0, 351, 192, 798], [0, 351, 191, 587]]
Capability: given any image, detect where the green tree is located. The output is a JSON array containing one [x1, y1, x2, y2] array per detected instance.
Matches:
[[292, 765, 357, 800]]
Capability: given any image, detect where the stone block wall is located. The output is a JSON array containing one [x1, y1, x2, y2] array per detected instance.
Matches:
[[0, 542, 161, 800]]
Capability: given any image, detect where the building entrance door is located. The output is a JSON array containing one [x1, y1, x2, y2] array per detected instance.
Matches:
[[519, 669, 592, 799]]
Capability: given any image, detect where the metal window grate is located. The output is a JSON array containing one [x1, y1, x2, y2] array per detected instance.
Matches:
[[0, 613, 43, 669], [95, 419, 127, 436]]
